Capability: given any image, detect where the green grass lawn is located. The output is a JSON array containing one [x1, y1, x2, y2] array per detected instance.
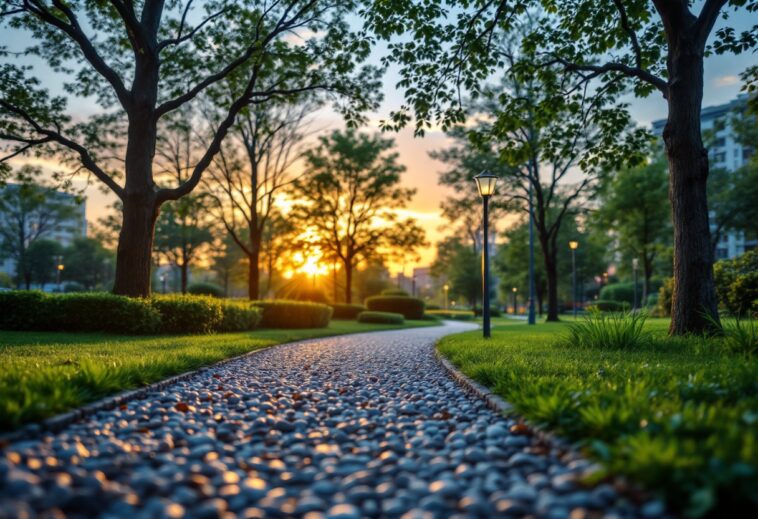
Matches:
[[0, 319, 435, 431], [438, 317, 758, 516]]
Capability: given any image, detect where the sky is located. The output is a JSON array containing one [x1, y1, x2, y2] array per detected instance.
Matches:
[[1, 5, 756, 274]]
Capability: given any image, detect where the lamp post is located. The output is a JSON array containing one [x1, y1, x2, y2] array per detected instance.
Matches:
[[569, 241, 579, 319], [160, 273, 167, 294], [55, 255, 64, 292], [632, 258, 639, 311], [528, 180, 536, 325], [511, 287, 518, 315], [443, 284, 449, 310], [474, 170, 498, 339]]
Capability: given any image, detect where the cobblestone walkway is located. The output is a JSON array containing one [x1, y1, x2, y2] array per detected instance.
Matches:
[[0, 323, 653, 518]]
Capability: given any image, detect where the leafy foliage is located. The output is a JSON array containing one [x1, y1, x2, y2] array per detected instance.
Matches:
[[365, 295, 425, 319], [563, 311, 651, 350], [151, 295, 223, 335], [357, 311, 405, 325], [713, 250, 758, 316], [187, 282, 225, 298], [252, 300, 333, 329], [218, 301, 262, 333]]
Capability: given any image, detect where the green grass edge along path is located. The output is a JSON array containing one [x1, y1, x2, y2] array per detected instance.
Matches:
[[437, 317, 758, 517], [1, 319, 436, 432]]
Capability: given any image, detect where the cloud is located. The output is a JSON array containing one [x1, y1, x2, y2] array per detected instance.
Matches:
[[714, 75, 739, 87]]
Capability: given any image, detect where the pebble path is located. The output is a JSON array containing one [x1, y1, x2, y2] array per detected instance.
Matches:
[[0, 322, 660, 519]]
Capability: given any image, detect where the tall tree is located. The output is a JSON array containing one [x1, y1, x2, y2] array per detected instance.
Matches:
[[1, 0, 379, 297], [153, 197, 214, 293], [595, 155, 672, 304], [25, 238, 63, 288], [63, 237, 115, 290], [209, 233, 247, 298], [205, 99, 315, 299], [431, 235, 484, 311], [291, 129, 425, 303], [0, 166, 80, 288], [366, 0, 758, 334]]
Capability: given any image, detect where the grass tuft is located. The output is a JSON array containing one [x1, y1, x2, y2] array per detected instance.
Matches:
[[562, 310, 651, 350]]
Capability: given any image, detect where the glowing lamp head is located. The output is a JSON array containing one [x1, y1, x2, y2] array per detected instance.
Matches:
[[474, 170, 498, 198], [512, 287, 517, 293], [569, 241, 579, 250]]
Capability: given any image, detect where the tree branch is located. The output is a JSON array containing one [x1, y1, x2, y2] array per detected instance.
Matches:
[[561, 59, 669, 98], [612, 0, 643, 69], [695, 0, 729, 48]]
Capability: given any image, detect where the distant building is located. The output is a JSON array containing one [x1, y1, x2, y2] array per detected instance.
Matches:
[[652, 95, 753, 259], [0, 185, 87, 280]]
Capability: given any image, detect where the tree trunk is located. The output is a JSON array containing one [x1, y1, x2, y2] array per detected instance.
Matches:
[[664, 36, 720, 335], [248, 230, 261, 300], [180, 260, 188, 294], [544, 252, 559, 321], [344, 261, 353, 303], [113, 191, 159, 297]]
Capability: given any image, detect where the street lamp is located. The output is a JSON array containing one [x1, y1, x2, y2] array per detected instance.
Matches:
[[569, 241, 579, 319], [632, 258, 639, 311], [443, 284, 449, 310], [474, 170, 498, 339], [55, 255, 64, 292], [160, 273, 167, 294], [511, 287, 518, 315]]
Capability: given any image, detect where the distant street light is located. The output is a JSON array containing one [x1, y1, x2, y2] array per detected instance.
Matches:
[[474, 170, 498, 339], [160, 273, 167, 294], [569, 241, 579, 319], [55, 255, 64, 292], [632, 258, 639, 311], [443, 284, 449, 310], [511, 287, 518, 315]]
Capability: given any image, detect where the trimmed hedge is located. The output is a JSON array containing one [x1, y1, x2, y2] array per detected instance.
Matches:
[[188, 282, 225, 298], [426, 309, 476, 321], [330, 303, 367, 320], [0, 291, 266, 335], [218, 301, 262, 332], [365, 296, 425, 319], [0, 291, 162, 334], [587, 299, 631, 312], [381, 288, 409, 296], [151, 295, 224, 334], [357, 311, 405, 325], [252, 300, 332, 328]]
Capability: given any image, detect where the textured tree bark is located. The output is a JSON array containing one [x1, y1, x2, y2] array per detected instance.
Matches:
[[344, 262, 353, 304], [544, 251, 559, 322], [113, 191, 159, 297], [248, 246, 261, 301], [663, 29, 720, 335]]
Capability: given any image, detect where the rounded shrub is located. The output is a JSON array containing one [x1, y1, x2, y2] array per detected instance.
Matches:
[[187, 282, 225, 298], [252, 300, 332, 328], [287, 286, 331, 304], [381, 288, 409, 296], [357, 311, 405, 325], [218, 301, 262, 332], [365, 296, 425, 319], [151, 295, 223, 334], [587, 300, 630, 312], [330, 303, 367, 320]]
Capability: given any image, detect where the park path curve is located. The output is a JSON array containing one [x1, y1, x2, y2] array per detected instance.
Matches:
[[0, 322, 653, 519]]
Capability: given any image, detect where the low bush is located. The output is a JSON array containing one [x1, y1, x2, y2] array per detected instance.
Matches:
[[287, 286, 331, 304], [586, 299, 630, 312], [0, 291, 162, 334], [218, 301, 262, 332], [381, 288, 409, 296], [357, 311, 405, 325], [426, 309, 476, 321], [714, 251, 758, 316], [152, 295, 223, 334], [330, 303, 367, 320], [720, 318, 758, 357], [365, 296, 425, 319], [188, 282, 225, 298], [563, 311, 651, 350], [474, 306, 502, 317], [0, 291, 51, 330], [252, 300, 332, 328], [655, 277, 674, 317]]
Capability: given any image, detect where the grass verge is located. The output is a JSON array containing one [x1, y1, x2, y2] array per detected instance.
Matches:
[[0, 319, 434, 431], [437, 317, 758, 517]]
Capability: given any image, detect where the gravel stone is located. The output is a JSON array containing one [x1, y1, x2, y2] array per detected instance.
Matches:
[[0, 323, 653, 518]]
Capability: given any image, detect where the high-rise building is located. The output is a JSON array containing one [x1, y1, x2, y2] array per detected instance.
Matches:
[[0, 185, 87, 280], [652, 95, 753, 260]]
